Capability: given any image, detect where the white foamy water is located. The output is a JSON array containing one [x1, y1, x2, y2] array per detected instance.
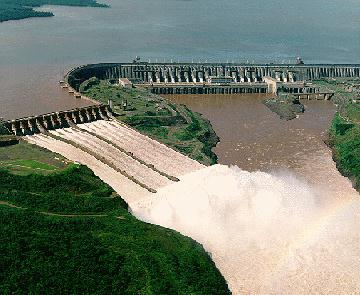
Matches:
[[132, 164, 360, 294]]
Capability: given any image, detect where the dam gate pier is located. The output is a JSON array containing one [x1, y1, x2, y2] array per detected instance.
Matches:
[[5, 105, 111, 136]]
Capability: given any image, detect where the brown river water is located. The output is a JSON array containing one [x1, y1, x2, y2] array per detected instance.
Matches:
[[151, 94, 360, 294], [0, 64, 92, 120], [168, 94, 341, 181]]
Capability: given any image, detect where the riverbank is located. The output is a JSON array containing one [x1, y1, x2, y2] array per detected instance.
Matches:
[[314, 78, 360, 191], [80, 79, 219, 165], [0, 140, 230, 294], [0, 0, 108, 23]]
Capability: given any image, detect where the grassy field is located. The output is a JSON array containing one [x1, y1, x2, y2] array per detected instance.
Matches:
[[82, 79, 219, 165], [0, 0, 107, 23], [0, 141, 68, 175], [314, 78, 360, 191], [0, 141, 230, 294]]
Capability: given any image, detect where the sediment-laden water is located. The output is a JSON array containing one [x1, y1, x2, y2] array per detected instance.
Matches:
[[131, 94, 360, 294]]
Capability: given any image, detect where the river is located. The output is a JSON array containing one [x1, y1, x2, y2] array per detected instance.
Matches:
[[168, 95, 333, 169], [149, 94, 360, 293], [168, 93, 357, 197]]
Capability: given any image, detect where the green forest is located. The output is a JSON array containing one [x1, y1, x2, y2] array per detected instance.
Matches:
[[314, 78, 360, 191], [0, 157, 230, 294], [329, 105, 360, 191], [0, 0, 107, 22]]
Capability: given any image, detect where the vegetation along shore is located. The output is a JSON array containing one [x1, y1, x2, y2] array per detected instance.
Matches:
[[0, 0, 108, 23], [313, 78, 360, 191]]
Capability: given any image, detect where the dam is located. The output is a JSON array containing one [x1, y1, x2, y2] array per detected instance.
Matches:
[[3, 62, 359, 294], [6, 61, 360, 199], [66, 62, 360, 95]]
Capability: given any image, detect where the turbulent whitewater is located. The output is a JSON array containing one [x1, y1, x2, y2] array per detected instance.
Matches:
[[132, 164, 360, 294]]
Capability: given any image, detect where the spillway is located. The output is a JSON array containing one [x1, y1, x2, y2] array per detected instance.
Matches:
[[25, 119, 204, 202], [77, 120, 203, 176], [25, 133, 149, 201]]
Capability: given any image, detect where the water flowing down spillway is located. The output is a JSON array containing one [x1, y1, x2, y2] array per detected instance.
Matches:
[[25, 120, 204, 202], [25, 118, 360, 294], [132, 164, 360, 294]]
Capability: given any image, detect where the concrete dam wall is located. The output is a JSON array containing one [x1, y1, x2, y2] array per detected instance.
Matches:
[[66, 63, 360, 93]]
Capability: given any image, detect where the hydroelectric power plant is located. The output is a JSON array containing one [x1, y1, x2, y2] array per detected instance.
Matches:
[[4, 62, 360, 294], [1, 0, 359, 292]]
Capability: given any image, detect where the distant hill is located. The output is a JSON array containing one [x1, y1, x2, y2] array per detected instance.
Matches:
[[0, 0, 108, 23]]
